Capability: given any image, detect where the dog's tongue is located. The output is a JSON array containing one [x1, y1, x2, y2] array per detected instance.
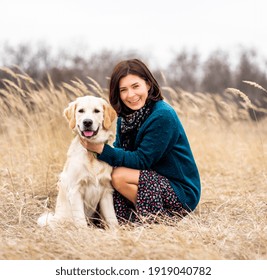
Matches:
[[83, 131, 94, 137]]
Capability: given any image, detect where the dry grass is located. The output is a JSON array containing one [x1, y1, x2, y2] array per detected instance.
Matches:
[[0, 69, 266, 260]]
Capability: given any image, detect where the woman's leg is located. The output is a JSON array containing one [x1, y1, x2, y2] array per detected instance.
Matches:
[[111, 167, 140, 204], [136, 170, 187, 219], [112, 168, 187, 224]]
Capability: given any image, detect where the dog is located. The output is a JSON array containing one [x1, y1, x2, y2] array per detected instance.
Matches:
[[38, 95, 118, 228]]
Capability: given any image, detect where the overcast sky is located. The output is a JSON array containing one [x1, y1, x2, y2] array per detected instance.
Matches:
[[0, 0, 266, 67]]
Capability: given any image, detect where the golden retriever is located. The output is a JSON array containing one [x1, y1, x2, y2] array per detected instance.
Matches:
[[38, 95, 118, 228]]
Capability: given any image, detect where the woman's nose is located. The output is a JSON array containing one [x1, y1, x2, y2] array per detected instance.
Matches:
[[127, 88, 135, 97]]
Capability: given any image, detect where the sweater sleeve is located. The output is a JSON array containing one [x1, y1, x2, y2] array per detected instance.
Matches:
[[98, 109, 180, 169], [112, 118, 121, 148]]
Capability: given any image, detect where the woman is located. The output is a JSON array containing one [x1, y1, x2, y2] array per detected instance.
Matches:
[[81, 59, 201, 223]]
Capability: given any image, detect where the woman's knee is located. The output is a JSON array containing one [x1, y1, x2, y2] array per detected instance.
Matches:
[[111, 168, 125, 190], [111, 167, 140, 191]]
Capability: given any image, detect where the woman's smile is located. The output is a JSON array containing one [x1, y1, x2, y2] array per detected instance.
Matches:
[[128, 98, 141, 104]]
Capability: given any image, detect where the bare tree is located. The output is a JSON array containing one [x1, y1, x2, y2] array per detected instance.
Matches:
[[201, 50, 232, 93], [167, 50, 200, 92]]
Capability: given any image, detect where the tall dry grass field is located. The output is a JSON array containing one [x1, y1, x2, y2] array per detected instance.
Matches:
[[0, 68, 266, 260]]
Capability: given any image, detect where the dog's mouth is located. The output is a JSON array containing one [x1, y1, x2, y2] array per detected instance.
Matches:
[[81, 127, 99, 139]]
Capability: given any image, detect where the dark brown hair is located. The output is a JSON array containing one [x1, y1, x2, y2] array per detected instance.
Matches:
[[109, 59, 163, 115]]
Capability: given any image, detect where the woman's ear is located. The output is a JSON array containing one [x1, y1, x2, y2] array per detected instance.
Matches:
[[103, 103, 116, 130], [63, 101, 77, 129]]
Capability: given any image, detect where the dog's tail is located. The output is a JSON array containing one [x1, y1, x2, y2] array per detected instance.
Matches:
[[37, 212, 54, 227]]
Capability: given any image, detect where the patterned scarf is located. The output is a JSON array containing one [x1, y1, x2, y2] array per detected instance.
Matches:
[[120, 101, 154, 151]]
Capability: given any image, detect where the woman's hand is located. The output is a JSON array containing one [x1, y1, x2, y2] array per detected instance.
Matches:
[[79, 137, 104, 154]]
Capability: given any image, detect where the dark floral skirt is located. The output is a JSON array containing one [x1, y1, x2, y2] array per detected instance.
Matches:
[[113, 170, 188, 224]]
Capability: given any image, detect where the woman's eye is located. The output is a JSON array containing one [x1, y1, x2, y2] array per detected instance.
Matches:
[[78, 109, 84, 113]]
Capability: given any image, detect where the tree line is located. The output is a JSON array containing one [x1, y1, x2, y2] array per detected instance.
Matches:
[[1, 42, 267, 114]]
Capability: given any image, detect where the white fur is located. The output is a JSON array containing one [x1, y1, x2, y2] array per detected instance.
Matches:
[[38, 96, 118, 228]]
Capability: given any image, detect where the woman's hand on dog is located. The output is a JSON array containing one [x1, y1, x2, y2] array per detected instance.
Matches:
[[79, 137, 104, 154]]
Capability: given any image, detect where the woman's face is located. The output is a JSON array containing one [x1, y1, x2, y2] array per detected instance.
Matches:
[[119, 74, 150, 111]]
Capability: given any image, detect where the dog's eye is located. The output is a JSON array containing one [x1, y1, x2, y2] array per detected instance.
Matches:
[[94, 109, 100, 113], [78, 109, 84, 113]]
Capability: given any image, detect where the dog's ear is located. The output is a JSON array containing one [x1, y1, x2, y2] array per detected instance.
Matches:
[[103, 103, 116, 130], [63, 101, 77, 129]]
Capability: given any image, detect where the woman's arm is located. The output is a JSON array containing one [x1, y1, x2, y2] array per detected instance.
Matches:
[[98, 110, 180, 169]]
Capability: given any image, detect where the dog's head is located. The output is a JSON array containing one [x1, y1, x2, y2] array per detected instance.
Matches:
[[63, 96, 116, 143]]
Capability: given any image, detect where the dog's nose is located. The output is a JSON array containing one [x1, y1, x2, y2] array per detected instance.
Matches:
[[83, 119, 93, 128]]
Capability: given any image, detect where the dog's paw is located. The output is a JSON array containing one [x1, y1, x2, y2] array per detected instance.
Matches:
[[106, 218, 119, 229], [73, 220, 88, 228]]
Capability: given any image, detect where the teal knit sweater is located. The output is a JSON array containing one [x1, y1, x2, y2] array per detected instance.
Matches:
[[98, 100, 201, 211]]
